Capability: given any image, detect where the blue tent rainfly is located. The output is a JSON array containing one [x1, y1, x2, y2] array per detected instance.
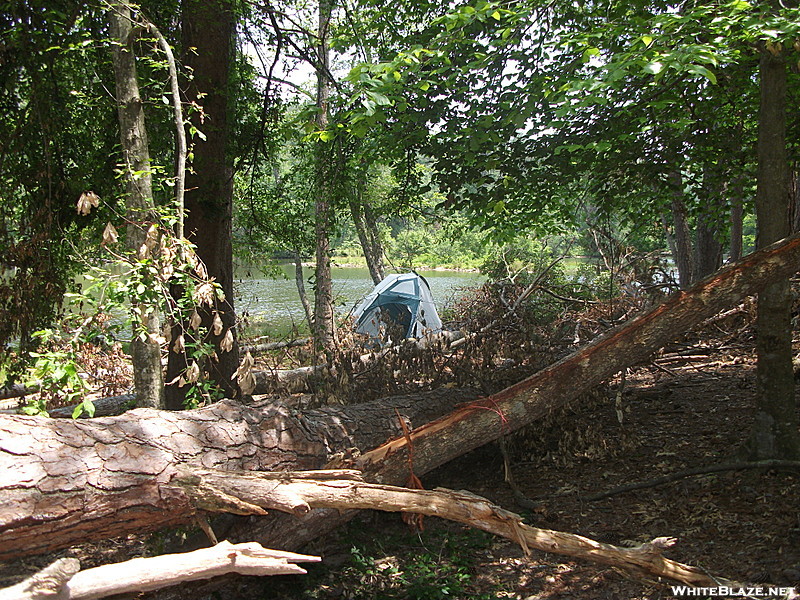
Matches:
[[352, 272, 443, 342]]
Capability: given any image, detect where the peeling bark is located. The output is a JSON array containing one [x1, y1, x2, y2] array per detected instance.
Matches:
[[176, 468, 721, 587]]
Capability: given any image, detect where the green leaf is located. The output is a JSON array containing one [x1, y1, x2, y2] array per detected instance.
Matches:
[[367, 91, 391, 106], [643, 61, 664, 75], [360, 96, 376, 115], [641, 35, 653, 47], [492, 10, 501, 20], [83, 399, 95, 418], [686, 64, 717, 84], [419, 81, 431, 91]]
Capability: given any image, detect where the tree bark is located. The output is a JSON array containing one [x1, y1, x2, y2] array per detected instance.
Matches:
[[692, 164, 724, 281], [791, 167, 800, 233], [5, 233, 800, 561], [667, 171, 694, 288], [166, 0, 240, 408], [294, 249, 313, 327], [729, 180, 744, 262], [108, 2, 165, 410], [747, 46, 800, 460], [0, 387, 479, 560], [350, 187, 385, 285], [312, 0, 337, 353]]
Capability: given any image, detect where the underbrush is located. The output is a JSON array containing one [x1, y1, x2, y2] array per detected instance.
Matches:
[[267, 516, 501, 600]]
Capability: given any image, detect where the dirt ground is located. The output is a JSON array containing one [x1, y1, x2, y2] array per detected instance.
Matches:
[[262, 337, 800, 600], [2, 336, 799, 599]]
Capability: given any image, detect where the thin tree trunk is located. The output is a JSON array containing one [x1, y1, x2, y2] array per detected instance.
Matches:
[[5, 231, 800, 559], [660, 213, 678, 267], [729, 178, 744, 262], [312, 0, 337, 353], [667, 171, 694, 288], [350, 181, 385, 285], [790, 167, 800, 233], [294, 249, 313, 326], [166, 0, 239, 408], [108, 2, 165, 409], [362, 201, 385, 278], [748, 45, 800, 460]]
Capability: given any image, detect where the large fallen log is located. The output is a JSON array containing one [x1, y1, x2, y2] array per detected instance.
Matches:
[[2, 233, 800, 567], [0, 468, 727, 598], [0, 387, 479, 559]]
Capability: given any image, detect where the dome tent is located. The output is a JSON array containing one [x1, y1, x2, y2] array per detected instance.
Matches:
[[352, 272, 442, 342]]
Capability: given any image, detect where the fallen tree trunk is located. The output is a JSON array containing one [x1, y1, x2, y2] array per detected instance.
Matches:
[[0, 469, 726, 597], [48, 394, 136, 418], [0, 387, 479, 559], [170, 467, 720, 586], [0, 382, 38, 401], [241, 337, 311, 355], [0, 542, 319, 600], [2, 233, 800, 564], [357, 233, 800, 480]]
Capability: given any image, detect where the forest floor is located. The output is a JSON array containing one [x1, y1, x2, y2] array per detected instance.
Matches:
[[261, 335, 800, 600], [3, 327, 799, 599]]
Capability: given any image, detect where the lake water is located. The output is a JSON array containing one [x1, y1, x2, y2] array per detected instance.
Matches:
[[233, 265, 484, 338]]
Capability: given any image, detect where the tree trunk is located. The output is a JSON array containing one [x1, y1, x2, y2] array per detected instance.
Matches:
[[747, 47, 800, 460], [660, 213, 678, 269], [312, 0, 337, 353], [294, 249, 313, 326], [350, 184, 385, 285], [108, 2, 165, 410], [790, 167, 800, 234], [4, 232, 800, 560], [0, 387, 479, 560], [692, 164, 724, 281], [165, 0, 239, 408], [667, 171, 694, 288], [729, 178, 744, 262]]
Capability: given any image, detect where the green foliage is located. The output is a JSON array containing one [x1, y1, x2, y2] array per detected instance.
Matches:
[[301, 526, 497, 600], [0, 0, 199, 390], [21, 329, 91, 418], [345, 545, 472, 600], [0, 3, 119, 364]]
